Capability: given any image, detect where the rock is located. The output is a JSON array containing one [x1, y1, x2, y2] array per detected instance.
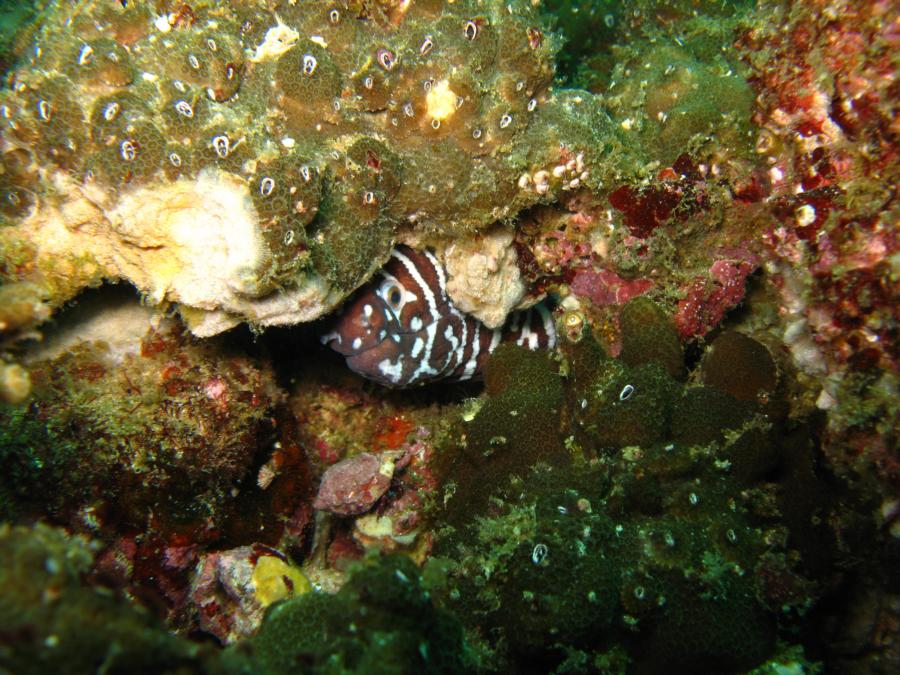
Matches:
[[313, 452, 396, 517]]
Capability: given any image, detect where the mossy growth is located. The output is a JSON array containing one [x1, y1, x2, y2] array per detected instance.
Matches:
[[0, 523, 216, 675], [239, 554, 475, 675], [431, 303, 836, 672], [436, 344, 567, 525], [619, 296, 684, 380]]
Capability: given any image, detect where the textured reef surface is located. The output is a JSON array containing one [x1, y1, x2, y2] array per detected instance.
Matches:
[[0, 1, 897, 673]]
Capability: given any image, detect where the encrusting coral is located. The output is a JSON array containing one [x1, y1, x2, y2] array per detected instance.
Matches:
[[0, 0, 629, 336]]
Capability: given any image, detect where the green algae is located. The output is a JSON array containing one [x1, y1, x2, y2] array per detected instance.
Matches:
[[0, 522, 218, 675], [231, 555, 476, 675]]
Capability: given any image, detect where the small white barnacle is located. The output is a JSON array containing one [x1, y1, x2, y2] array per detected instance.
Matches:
[[430, 118, 441, 129], [419, 34, 434, 55], [471, 128, 482, 139], [103, 101, 120, 122], [362, 191, 376, 205], [499, 112, 513, 129], [332, 98, 341, 112], [464, 20, 478, 40], [363, 75, 374, 90], [527, 98, 537, 112], [689, 492, 699, 506], [619, 384, 635, 401], [37, 100, 51, 121], [423, 79, 433, 92], [120, 139, 137, 161], [557, 505, 568, 515], [206, 38, 217, 52], [174, 100, 194, 118], [726, 528, 738, 544], [78, 44, 94, 66], [212, 134, 230, 158], [328, 8, 341, 24], [663, 532, 676, 547], [403, 102, 415, 117], [188, 53, 200, 70], [168, 152, 182, 167], [173, 80, 187, 93], [300, 165, 312, 182], [283, 229, 296, 246], [376, 48, 396, 71], [531, 543, 548, 565], [260, 176, 275, 197], [302, 54, 318, 76]]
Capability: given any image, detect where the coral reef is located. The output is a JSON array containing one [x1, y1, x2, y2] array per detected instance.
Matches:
[[0, 0, 897, 673]]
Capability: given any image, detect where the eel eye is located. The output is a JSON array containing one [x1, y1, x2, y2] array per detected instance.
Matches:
[[383, 283, 403, 309]]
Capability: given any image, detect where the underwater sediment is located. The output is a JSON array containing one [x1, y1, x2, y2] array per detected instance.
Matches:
[[0, 1, 897, 673]]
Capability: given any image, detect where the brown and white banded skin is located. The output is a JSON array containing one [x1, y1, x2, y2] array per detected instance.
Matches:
[[322, 245, 556, 388]]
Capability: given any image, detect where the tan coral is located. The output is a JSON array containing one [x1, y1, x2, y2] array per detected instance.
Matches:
[[440, 228, 527, 329], [8, 170, 342, 336]]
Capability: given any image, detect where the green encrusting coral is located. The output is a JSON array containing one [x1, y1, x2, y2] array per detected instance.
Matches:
[[430, 298, 845, 672], [234, 555, 475, 675], [0, 525, 473, 675], [0, 523, 217, 674]]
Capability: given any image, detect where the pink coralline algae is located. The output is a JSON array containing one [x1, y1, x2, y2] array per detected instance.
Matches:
[[569, 267, 653, 307], [675, 250, 760, 340], [313, 452, 396, 517]]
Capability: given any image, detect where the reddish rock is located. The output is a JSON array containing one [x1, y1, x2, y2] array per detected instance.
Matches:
[[313, 452, 395, 516]]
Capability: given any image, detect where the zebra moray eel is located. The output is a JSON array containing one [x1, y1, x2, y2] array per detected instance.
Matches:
[[322, 245, 556, 388]]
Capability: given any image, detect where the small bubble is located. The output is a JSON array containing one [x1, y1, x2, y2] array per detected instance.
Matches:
[[168, 152, 182, 167], [174, 100, 194, 118], [206, 38, 217, 52], [464, 20, 478, 40], [283, 229, 295, 246], [604, 14, 615, 28], [173, 80, 187, 93], [225, 63, 237, 81], [188, 53, 200, 70], [423, 79, 433, 92], [633, 585, 646, 600], [403, 102, 415, 117], [689, 492, 699, 506], [430, 118, 441, 129], [499, 113, 513, 129], [527, 98, 537, 112], [663, 532, 676, 547], [471, 128, 482, 139], [363, 75, 374, 90], [363, 191, 376, 205], [212, 135, 230, 158], [328, 8, 340, 24], [619, 384, 635, 401], [78, 44, 94, 66], [376, 48, 396, 71], [302, 54, 317, 76], [37, 100, 51, 121], [726, 529, 738, 544], [419, 35, 434, 56], [103, 102, 120, 121], [531, 543, 548, 565], [120, 140, 137, 161], [260, 176, 275, 196], [300, 165, 312, 182]]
